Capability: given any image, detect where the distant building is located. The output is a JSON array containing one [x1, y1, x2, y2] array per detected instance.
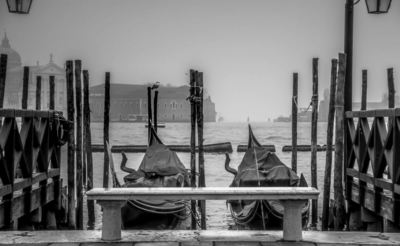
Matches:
[[89, 83, 217, 122], [0, 33, 66, 113]]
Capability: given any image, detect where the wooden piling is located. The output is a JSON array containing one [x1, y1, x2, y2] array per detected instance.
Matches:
[[66, 60, 76, 229], [322, 59, 338, 230], [49, 76, 55, 110], [22, 66, 29, 109], [334, 53, 347, 230], [387, 68, 395, 109], [0, 54, 7, 108], [197, 72, 206, 230], [291, 73, 298, 173], [147, 87, 152, 141], [189, 69, 197, 230], [74, 60, 83, 229], [154, 90, 158, 132], [36, 76, 41, 110], [83, 70, 95, 229], [361, 70, 367, 110], [310, 58, 319, 227], [103, 72, 110, 188]]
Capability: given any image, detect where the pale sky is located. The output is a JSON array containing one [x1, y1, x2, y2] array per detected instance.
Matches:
[[0, 0, 399, 121]]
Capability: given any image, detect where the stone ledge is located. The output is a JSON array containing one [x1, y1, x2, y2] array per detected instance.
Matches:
[[0, 230, 400, 245]]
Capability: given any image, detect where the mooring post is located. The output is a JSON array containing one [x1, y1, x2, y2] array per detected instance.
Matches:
[[322, 58, 337, 230], [22, 66, 29, 109], [388, 68, 395, 109], [310, 58, 319, 227], [189, 69, 197, 229], [49, 76, 55, 110], [103, 72, 110, 188], [83, 70, 95, 229], [154, 90, 158, 132], [0, 54, 7, 109], [361, 70, 367, 111], [334, 53, 347, 230], [291, 73, 298, 173], [197, 71, 206, 230], [35, 76, 41, 110], [147, 86, 152, 141], [74, 60, 83, 229], [66, 60, 76, 229]]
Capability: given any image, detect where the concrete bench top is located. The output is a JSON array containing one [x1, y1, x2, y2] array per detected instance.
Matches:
[[86, 187, 319, 200]]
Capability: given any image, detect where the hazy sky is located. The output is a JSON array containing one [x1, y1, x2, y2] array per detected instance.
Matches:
[[1, 0, 399, 121]]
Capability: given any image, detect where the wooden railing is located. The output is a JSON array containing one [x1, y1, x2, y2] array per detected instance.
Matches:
[[87, 187, 319, 242], [0, 109, 68, 229], [345, 109, 400, 226]]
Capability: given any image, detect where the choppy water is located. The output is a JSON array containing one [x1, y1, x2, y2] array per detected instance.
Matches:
[[62, 121, 331, 230]]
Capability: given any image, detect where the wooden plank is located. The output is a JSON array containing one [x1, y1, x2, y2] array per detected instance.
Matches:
[[0, 184, 12, 197], [47, 168, 60, 178], [238, 144, 275, 152], [86, 187, 319, 201], [374, 178, 393, 191], [359, 173, 374, 184], [291, 72, 298, 173], [346, 168, 359, 178], [75, 60, 83, 229], [13, 178, 32, 191]]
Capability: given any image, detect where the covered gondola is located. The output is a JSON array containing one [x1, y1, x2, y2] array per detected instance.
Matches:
[[109, 125, 190, 229], [225, 125, 309, 229]]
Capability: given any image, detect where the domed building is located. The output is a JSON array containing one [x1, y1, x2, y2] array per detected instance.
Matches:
[[0, 33, 66, 113]]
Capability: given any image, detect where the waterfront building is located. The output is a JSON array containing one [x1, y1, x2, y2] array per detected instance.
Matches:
[[89, 83, 217, 122], [0, 33, 66, 113]]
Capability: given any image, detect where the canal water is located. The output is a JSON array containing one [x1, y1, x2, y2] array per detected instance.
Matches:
[[62, 121, 331, 230]]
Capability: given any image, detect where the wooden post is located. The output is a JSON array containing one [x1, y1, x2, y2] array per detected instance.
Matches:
[[83, 70, 95, 229], [74, 60, 83, 229], [388, 68, 395, 109], [0, 54, 7, 108], [103, 72, 110, 188], [197, 71, 206, 230], [147, 86, 152, 141], [35, 76, 41, 110], [22, 66, 29, 109], [310, 58, 319, 227], [154, 90, 158, 132], [66, 60, 76, 229], [322, 59, 338, 230], [291, 73, 298, 173], [49, 76, 55, 110], [334, 53, 347, 230], [189, 69, 197, 229], [361, 70, 367, 110]]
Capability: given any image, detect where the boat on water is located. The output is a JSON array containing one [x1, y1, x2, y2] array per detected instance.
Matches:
[[108, 125, 190, 229], [225, 124, 309, 229]]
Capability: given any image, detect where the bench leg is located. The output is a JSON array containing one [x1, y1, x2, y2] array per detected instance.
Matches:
[[97, 201, 125, 241], [281, 200, 306, 241]]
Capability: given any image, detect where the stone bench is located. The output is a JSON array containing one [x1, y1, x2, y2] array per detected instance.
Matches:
[[86, 187, 319, 242]]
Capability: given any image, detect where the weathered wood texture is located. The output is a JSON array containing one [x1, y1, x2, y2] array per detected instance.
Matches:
[[0, 54, 7, 108], [153, 90, 158, 132], [321, 58, 337, 230], [281, 144, 330, 152], [189, 69, 197, 230], [1, 230, 400, 245], [74, 60, 83, 229], [387, 68, 395, 109], [66, 60, 76, 228], [35, 76, 41, 110], [0, 109, 65, 228], [147, 86, 152, 141], [103, 72, 110, 188], [346, 107, 400, 227], [310, 57, 319, 227], [334, 53, 346, 230], [238, 144, 275, 152], [91, 142, 233, 153], [292, 73, 298, 173], [83, 70, 95, 228]]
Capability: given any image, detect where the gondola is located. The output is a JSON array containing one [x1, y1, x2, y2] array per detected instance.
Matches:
[[225, 124, 309, 229], [108, 125, 190, 229]]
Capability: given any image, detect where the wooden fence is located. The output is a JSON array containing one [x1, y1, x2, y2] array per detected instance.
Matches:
[[0, 109, 68, 229], [345, 109, 400, 227]]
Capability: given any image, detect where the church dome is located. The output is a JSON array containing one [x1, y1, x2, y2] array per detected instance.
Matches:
[[0, 33, 22, 69]]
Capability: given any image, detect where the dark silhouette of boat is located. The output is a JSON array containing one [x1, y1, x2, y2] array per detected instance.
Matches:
[[225, 124, 309, 229], [108, 125, 190, 229]]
